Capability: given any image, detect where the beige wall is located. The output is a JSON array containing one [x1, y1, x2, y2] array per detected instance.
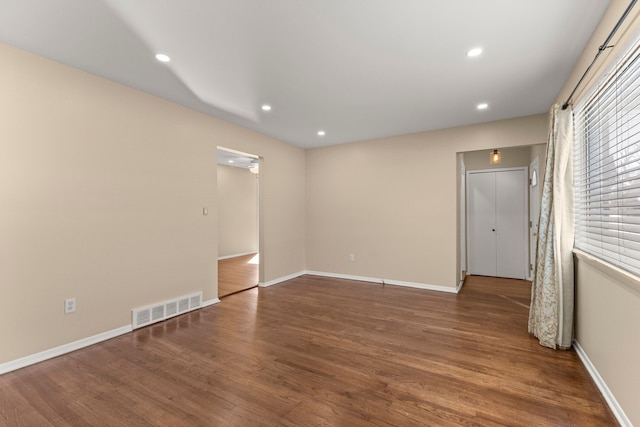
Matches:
[[463, 145, 539, 171], [238, 140, 306, 284], [306, 114, 548, 288], [574, 257, 640, 425], [217, 165, 258, 258], [214, 138, 306, 285], [0, 42, 305, 364], [553, 1, 640, 424]]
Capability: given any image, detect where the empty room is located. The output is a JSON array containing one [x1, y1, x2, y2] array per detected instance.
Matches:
[[0, 1, 638, 426]]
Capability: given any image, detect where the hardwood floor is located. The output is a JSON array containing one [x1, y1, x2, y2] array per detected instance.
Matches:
[[218, 253, 259, 298], [0, 275, 617, 426]]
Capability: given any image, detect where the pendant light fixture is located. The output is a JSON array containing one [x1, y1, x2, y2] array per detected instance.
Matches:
[[490, 149, 501, 164]]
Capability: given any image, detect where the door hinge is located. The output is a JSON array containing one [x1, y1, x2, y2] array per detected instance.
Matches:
[[529, 220, 532, 228], [529, 263, 533, 271]]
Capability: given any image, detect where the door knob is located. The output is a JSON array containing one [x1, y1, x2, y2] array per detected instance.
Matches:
[[492, 229, 495, 232]]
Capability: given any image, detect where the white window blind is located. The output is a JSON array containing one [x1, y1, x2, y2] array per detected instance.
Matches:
[[574, 38, 640, 276]]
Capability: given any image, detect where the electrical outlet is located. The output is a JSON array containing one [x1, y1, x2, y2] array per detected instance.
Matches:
[[349, 253, 355, 262], [64, 298, 76, 314]]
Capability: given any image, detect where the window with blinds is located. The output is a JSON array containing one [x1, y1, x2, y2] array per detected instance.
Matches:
[[574, 39, 640, 276]]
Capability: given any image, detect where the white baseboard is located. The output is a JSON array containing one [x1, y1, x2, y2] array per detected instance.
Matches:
[[202, 298, 221, 308], [259, 271, 306, 287], [256, 270, 459, 295], [573, 340, 632, 427], [304, 271, 458, 294], [217, 251, 258, 261], [304, 270, 383, 284], [1, 297, 221, 376], [457, 279, 465, 292], [384, 278, 458, 293], [0, 325, 132, 375]]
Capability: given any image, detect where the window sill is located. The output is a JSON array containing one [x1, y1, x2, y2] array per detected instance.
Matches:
[[573, 248, 640, 296]]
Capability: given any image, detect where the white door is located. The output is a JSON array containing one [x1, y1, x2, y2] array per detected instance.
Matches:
[[529, 156, 541, 279], [496, 169, 527, 279], [467, 168, 528, 279], [468, 172, 498, 277]]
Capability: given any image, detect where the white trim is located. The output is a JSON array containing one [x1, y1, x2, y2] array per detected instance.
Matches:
[[528, 155, 540, 282], [0, 325, 132, 375], [217, 251, 258, 261], [304, 271, 458, 294], [384, 278, 458, 294], [256, 270, 457, 294], [573, 340, 632, 427], [573, 248, 640, 296], [459, 156, 467, 284], [217, 146, 259, 160], [202, 298, 221, 308], [259, 271, 306, 287], [456, 279, 465, 293], [304, 270, 383, 284]]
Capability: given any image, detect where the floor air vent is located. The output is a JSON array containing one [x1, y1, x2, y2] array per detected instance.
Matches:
[[132, 292, 203, 329]]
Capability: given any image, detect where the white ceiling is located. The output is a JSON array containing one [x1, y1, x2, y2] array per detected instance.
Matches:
[[0, 0, 610, 148]]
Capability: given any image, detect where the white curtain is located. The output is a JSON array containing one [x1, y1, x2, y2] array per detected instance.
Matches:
[[528, 104, 574, 349]]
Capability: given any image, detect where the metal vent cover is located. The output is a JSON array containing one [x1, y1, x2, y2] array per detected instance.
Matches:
[[132, 292, 204, 329]]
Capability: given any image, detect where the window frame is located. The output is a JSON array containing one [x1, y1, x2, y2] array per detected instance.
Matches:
[[573, 36, 640, 285]]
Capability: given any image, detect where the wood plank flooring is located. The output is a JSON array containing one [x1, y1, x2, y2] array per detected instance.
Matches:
[[0, 275, 617, 426], [218, 253, 258, 298]]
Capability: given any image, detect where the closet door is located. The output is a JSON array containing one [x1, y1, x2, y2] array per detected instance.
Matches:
[[495, 169, 526, 279], [467, 169, 527, 280], [468, 172, 497, 276]]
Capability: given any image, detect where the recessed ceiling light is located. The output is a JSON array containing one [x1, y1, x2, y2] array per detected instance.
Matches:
[[317, 130, 326, 136], [261, 104, 272, 111], [467, 48, 483, 57], [477, 103, 489, 110], [155, 53, 171, 62], [228, 160, 234, 163]]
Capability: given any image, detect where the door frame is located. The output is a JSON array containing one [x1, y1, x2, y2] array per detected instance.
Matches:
[[216, 146, 263, 286], [528, 156, 540, 281], [459, 156, 467, 282], [466, 166, 529, 280]]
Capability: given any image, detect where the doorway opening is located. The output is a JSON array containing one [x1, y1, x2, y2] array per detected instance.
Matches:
[[457, 144, 546, 287], [217, 147, 260, 297]]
